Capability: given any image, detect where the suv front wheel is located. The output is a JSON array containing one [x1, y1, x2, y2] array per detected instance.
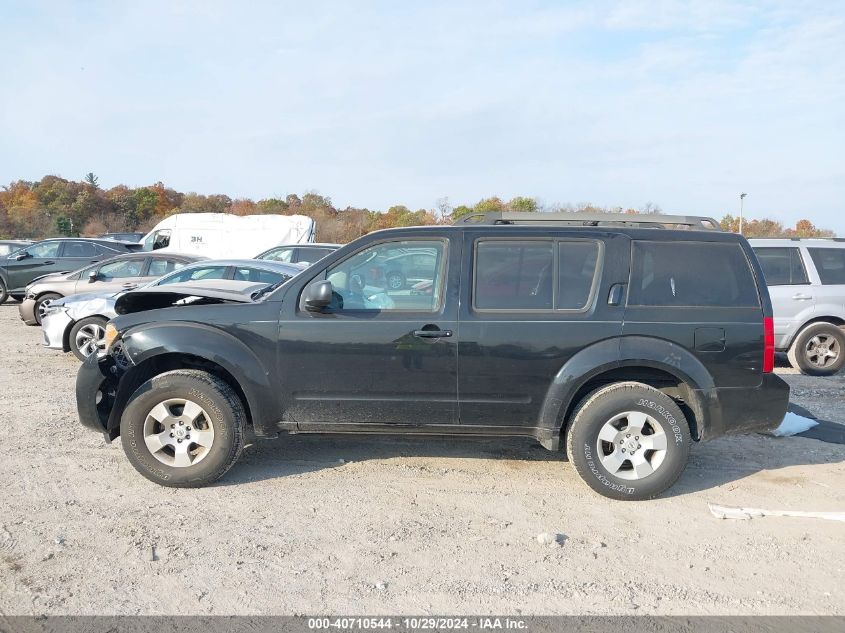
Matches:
[[566, 382, 691, 501], [120, 369, 246, 487]]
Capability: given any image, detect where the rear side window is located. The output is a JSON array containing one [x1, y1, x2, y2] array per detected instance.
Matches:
[[62, 241, 98, 257], [754, 247, 809, 285], [233, 267, 286, 284], [147, 258, 187, 277], [473, 239, 600, 311], [629, 241, 759, 308], [475, 241, 554, 310], [808, 248, 845, 285]]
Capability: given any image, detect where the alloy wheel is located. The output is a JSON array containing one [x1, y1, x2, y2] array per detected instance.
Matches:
[[142, 398, 215, 468], [596, 411, 668, 481], [74, 323, 106, 358], [805, 334, 840, 369]]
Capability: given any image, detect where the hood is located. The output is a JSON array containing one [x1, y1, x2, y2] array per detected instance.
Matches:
[[114, 280, 265, 315], [27, 271, 72, 287]]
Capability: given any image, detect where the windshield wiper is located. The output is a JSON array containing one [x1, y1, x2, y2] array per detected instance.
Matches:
[[250, 278, 287, 301]]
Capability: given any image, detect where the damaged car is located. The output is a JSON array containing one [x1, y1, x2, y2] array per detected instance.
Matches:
[[76, 213, 790, 500]]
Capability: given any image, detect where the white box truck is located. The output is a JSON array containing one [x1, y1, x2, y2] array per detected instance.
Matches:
[[140, 213, 316, 258]]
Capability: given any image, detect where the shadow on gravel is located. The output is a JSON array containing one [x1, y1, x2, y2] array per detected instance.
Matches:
[[219, 434, 565, 485], [218, 426, 844, 499]]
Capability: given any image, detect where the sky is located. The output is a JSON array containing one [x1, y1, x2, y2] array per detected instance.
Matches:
[[1, 0, 843, 234]]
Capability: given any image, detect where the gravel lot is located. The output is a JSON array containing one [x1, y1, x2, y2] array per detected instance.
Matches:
[[1, 302, 843, 616]]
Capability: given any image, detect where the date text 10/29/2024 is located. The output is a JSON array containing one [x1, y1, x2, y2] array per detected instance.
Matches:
[[308, 618, 528, 631]]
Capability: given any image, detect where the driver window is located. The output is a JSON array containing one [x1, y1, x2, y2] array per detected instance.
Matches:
[[23, 242, 61, 259], [323, 240, 446, 312]]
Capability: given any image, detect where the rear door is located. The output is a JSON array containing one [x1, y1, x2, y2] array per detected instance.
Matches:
[[806, 247, 845, 323], [457, 229, 627, 428], [59, 241, 102, 272], [753, 245, 815, 349]]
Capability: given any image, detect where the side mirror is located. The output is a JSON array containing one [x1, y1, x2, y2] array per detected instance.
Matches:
[[14, 252, 28, 261], [303, 280, 333, 311], [88, 270, 99, 282]]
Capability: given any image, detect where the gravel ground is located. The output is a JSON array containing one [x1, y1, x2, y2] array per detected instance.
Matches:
[[0, 302, 843, 616]]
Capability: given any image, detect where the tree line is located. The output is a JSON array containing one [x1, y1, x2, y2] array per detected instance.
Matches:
[[0, 174, 835, 243]]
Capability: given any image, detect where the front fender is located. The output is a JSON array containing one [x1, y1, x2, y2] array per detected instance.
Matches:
[[119, 321, 275, 432]]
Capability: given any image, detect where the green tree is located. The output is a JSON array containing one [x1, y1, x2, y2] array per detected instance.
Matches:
[[84, 172, 99, 188], [55, 215, 74, 236]]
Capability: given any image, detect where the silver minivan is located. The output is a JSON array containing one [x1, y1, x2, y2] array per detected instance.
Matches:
[[751, 239, 845, 376]]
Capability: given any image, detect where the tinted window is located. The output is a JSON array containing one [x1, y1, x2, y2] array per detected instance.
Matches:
[[754, 247, 809, 285], [233, 267, 287, 284], [474, 241, 553, 310], [147, 258, 187, 277], [63, 242, 98, 257], [558, 241, 600, 309], [629, 241, 759, 307], [322, 240, 446, 311], [808, 248, 845, 285], [24, 242, 61, 258], [158, 266, 228, 285], [263, 247, 294, 263], [144, 230, 171, 251], [298, 247, 334, 264], [98, 259, 143, 279]]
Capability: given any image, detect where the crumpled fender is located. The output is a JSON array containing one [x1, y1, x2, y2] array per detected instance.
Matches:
[[119, 321, 274, 432]]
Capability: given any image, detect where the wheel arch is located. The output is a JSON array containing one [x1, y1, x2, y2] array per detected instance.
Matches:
[[538, 336, 714, 448], [786, 315, 845, 349]]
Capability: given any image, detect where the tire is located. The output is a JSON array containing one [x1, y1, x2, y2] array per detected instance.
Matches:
[[787, 322, 845, 377], [34, 292, 61, 325], [566, 382, 691, 501], [386, 271, 405, 290], [0, 278, 7, 304], [69, 316, 108, 361], [120, 369, 246, 488]]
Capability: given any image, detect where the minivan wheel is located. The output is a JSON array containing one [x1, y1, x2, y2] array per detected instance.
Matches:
[[788, 322, 845, 377], [69, 316, 108, 361], [120, 370, 246, 487], [566, 382, 691, 501], [34, 293, 61, 325]]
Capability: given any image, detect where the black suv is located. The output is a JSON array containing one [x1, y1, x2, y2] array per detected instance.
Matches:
[[0, 238, 141, 304], [76, 213, 789, 500]]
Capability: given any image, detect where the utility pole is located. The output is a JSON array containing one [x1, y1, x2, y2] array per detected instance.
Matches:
[[739, 192, 747, 235]]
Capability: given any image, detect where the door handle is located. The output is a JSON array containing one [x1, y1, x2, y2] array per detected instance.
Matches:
[[792, 293, 813, 301], [413, 329, 453, 339], [43, 261, 55, 265]]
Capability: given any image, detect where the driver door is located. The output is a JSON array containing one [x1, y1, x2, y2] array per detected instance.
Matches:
[[277, 236, 459, 427], [6, 241, 62, 290]]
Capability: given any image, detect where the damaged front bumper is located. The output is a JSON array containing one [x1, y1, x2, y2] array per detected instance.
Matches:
[[42, 309, 73, 351], [76, 353, 119, 440]]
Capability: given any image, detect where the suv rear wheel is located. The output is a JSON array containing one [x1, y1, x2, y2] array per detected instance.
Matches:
[[120, 370, 246, 487], [566, 382, 691, 501], [787, 322, 845, 376]]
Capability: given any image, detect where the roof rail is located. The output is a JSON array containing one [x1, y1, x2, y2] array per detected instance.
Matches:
[[786, 237, 845, 242], [453, 212, 722, 231]]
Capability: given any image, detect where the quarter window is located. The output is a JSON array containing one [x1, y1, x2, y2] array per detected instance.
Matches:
[[754, 247, 809, 285], [629, 241, 759, 307], [321, 240, 446, 311], [808, 248, 845, 285]]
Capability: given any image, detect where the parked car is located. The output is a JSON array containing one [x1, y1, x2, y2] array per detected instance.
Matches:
[[256, 243, 341, 266], [43, 259, 306, 360], [140, 213, 316, 258], [98, 232, 146, 243], [18, 252, 202, 325], [76, 212, 789, 499], [0, 240, 33, 258], [0, 238, 141, 305], [750, 238, 845, 376]]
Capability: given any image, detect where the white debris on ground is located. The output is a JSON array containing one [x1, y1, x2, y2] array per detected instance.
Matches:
[[771, 412, 819, 437], [709, 503, 845, 523]]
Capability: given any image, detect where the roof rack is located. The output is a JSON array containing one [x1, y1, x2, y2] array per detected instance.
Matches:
[[453, 212, 723, 231], [787, 237, 845, 242]]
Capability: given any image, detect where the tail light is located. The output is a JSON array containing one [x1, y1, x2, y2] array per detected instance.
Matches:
[[763, 316, 775, 373]]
